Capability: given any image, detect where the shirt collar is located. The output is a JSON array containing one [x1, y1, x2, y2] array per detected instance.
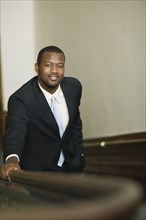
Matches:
[[38, 82, 63, 103]]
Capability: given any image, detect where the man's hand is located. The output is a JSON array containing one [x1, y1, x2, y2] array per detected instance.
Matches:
[[0, 156, 21, 181]]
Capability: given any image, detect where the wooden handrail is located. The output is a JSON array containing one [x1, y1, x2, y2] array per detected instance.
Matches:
[[84, 138, 146, 147], [0, 171, 144, 220], [83, 132, 146, 144], [84, 138, 146, 187]]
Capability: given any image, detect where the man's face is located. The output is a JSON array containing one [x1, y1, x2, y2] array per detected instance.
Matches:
[[35, 51, 65, 93]]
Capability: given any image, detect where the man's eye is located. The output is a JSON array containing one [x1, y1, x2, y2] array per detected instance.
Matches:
[[58, 65, 64, 69], [45, 64, 52, 67]]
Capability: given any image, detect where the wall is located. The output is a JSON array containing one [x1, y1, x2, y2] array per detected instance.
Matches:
[[34, 1, 145, 138], [1, 0, 35, 110], [1, 0, 145, 138]]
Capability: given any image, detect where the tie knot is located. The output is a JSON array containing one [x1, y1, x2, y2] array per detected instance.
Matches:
[[51, 96, 57, 107], [51, 95, 56, 102]]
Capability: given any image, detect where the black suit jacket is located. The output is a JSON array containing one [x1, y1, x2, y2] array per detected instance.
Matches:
[[3, 76, 85, 172]]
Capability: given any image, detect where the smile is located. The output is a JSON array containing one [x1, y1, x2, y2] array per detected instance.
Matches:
[[49, 75, 59, 81]]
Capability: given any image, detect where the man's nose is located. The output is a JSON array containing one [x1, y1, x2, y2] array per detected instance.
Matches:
[[51, 64, 58, 73]]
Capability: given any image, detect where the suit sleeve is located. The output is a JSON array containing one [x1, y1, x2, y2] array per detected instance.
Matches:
[[3, 94, 32, 160], [69, 82, 85, 172], [71, 107, 84, 155]]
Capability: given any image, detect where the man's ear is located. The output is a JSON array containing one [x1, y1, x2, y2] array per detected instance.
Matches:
[[34, 63, 39, 73]]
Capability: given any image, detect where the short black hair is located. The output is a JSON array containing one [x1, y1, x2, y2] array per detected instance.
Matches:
[[37, 46, 65, 64]]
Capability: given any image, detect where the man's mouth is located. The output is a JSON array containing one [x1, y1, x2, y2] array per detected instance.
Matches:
[[49, 75, 58, 81]]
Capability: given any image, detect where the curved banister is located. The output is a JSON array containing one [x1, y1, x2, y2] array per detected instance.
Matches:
[[0, 171, 144, 220]]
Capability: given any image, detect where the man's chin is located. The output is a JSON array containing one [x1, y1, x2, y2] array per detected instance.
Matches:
[[47, 78, 63, 88], [47, 82, 59, 88]]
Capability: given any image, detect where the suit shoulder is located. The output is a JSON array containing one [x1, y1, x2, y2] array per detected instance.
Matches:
[[8, 77, 37, 108], [63, 77, 82, 88], [10, 77, 37, 98]]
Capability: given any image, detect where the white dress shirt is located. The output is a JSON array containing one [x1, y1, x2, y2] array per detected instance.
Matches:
[[38, 83, 69, 131]]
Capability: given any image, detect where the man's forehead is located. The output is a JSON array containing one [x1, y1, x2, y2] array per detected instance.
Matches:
[[42, 51, 65, 62]]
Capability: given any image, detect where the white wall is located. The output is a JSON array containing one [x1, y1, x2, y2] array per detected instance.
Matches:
[[1, 0, 145, 138], [1, 0, 35, 110]]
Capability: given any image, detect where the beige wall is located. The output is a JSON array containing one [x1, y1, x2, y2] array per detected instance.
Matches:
[[1, 0, 145, 138], [1, 0, 35, 110]]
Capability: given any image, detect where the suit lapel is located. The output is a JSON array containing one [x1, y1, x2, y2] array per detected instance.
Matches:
[[32, 79, 60, 135], [32, 77, 76, 138]]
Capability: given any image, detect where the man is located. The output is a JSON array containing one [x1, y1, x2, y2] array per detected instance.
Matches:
[[0, 46, 85, 180]]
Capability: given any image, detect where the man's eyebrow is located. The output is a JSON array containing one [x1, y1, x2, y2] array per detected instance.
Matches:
[[44, 60, 64, 64]]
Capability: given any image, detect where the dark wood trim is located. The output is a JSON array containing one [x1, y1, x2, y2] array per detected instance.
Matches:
[[83, 131, 146, 145], [0, 110, 6, 139], [84, 138, 146, 188]]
